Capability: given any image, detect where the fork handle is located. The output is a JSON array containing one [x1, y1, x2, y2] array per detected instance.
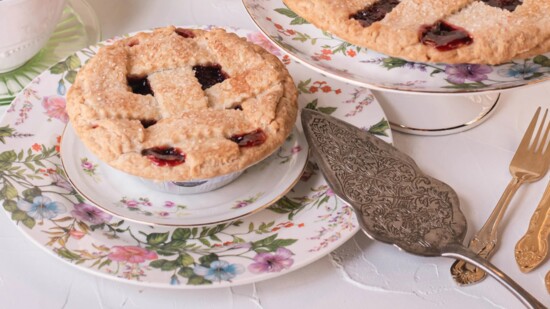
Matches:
[[451, 177, 522, 285], [474, 177, 523, 247], [515, 179, 550, 272]]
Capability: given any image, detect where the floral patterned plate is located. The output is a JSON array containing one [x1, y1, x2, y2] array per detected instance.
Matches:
[[242, 0, 550, 94], [0, 0, 100, 106], [61, 124, 308, 227], [0, 27, 391, 288]]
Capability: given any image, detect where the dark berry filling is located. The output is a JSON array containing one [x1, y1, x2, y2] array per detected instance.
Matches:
[[350, 0, 400, 27], [127, 39, 140, 47], [141, 146, 186, 166], [175, 28, 195, 38], [230, 129, 266, 147], [140, 119, 157, 128], [480, 0, 522, 11], [192, 64, 228, 90], [233, 105, 243, 111], [127, 76, 154, 96], [419, 21, 473, 51]]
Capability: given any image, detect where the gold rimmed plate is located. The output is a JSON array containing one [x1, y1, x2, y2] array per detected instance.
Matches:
[[0, 26, 391, 288], [60, 124, 308, 227], [242, 0, 550, 94]]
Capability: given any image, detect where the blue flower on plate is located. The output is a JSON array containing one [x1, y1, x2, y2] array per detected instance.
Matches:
[[193, 260, 244, 282], [170, 274, 180, 285], [498, 63, 542, 79], [17, 196, 66, 220]]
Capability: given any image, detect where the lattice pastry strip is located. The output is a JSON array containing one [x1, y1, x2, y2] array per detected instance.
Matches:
[[67, 27, 298, 181]]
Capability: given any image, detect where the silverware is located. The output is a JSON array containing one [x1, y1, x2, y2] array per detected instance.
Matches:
[[301, 108, 545, 309], [516, 177, 550, 272], [451, 107, 550, 285]]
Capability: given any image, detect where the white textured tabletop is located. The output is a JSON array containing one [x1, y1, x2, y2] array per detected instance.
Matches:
[[1, 0, 550, 308]]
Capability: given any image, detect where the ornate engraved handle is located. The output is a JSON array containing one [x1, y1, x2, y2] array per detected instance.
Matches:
[[451, 177, 523, 285], [515, 180, 550, 272]]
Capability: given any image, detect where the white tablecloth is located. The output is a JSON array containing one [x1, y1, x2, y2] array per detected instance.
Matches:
[[1, 1, 549, 308]]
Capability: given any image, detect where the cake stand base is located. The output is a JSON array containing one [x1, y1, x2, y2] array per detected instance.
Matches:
[[373, 91, 501, 136]]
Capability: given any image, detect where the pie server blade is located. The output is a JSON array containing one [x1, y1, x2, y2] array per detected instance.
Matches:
[[301, 108, 544, 309]]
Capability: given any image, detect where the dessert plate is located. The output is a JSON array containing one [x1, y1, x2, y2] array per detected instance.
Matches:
[[0, 27, 391, 288], [242, 0, 550, 94], [61, 124, 308, 226], [0, 0, 100, 106]]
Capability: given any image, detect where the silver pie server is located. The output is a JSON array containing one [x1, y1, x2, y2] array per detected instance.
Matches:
[[301, 109, 545, 309]]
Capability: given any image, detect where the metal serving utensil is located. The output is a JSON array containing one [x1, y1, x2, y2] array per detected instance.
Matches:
[[301, 109, 545, 309]]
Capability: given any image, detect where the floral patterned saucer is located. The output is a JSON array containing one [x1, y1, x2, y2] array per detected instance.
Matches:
[[0, 0, 100, 106], [0, 27, 391, 288], [242, 0, 550, 94], [61, 124, 308, 226]]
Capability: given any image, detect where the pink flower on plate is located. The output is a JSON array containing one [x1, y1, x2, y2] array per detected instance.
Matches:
[[69, 229, 86, 240], [291, 146, 302, 154], [247, 32, 281, 56], [125, 200, 139, 208], [108, 246, 158, 264], [248, 247, 294, 273], [81, 160, 94, 171], [71, 203, 112, 224], [42, 95, 68, 123]]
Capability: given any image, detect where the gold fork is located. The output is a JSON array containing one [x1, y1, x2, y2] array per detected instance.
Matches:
[[451, 107, 550, 285]]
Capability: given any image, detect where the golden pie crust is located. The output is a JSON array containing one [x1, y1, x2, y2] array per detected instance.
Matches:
[[67, 27, 298, 181], [282, 0, 550, 64]]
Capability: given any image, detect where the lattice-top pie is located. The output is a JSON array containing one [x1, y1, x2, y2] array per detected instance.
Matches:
[[66, 27, 298, 181], [283, 0, 550, 64]]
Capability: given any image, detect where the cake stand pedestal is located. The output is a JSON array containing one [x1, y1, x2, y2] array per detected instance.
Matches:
[[373, 91, 501, 136]]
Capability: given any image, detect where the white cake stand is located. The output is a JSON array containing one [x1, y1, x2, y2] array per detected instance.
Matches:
[[242, 0, 550, 135]]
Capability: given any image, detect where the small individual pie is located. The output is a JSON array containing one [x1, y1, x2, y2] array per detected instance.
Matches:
[[66, 26, 298, 181], [282, 0, 550, 64]]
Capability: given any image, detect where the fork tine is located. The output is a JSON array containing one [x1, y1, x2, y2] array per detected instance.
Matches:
[[517, 107, 541, 152], [531, 108, 547, 152], [538, 109, 550, 155]]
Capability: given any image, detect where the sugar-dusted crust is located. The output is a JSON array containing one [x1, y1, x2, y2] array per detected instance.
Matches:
[[67, 27, 298, 181], [283, 0, 550, 64]]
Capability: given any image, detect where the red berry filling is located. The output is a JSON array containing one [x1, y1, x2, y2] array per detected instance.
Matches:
[[230, 129, 267, 147], [481, 0, 522, 11], [419, 21, 473, 51], [127, 39, 140, 47], [350, 0, 400, 27], [192, 64, 228, 90], [140, 119, 157, 128], [175, 28, 195, 38], [141, 146, 186, 166], [127, 76, 154, 96]]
